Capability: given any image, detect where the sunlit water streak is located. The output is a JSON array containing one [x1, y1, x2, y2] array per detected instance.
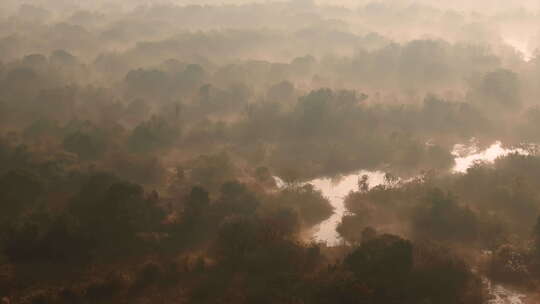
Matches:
[[452, 141, 529, 173], [308, 141, 528, 246], [275, 141, 530, 302], [281, 140, 528, 303], [505, 38, 534, 62], [309, 171, 386, 245], [274, 141, 528, 246]]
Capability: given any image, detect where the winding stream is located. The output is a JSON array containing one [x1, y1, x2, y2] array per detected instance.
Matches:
[[310, 171, 386, 245], [292, 141, 529, 303], [306, 141, 528, 245]]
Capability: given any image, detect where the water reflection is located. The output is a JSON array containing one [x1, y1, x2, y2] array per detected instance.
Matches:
[[275, 141, 530, 302], [276, 141, 529, 245], [310, 171, 386, 245], [452, 141, 528, 173]]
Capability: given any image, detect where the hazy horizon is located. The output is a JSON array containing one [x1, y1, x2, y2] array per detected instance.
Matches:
[[2, 1, 540, 303]]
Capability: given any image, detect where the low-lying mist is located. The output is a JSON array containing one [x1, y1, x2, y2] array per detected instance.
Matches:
[[2, 1, 540, 303]]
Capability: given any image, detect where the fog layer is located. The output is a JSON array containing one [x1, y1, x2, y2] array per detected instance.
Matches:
[[2, 1, 540, 303]]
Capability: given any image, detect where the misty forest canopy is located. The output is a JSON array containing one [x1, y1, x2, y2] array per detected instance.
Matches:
[[3, 0, 540, 303]]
